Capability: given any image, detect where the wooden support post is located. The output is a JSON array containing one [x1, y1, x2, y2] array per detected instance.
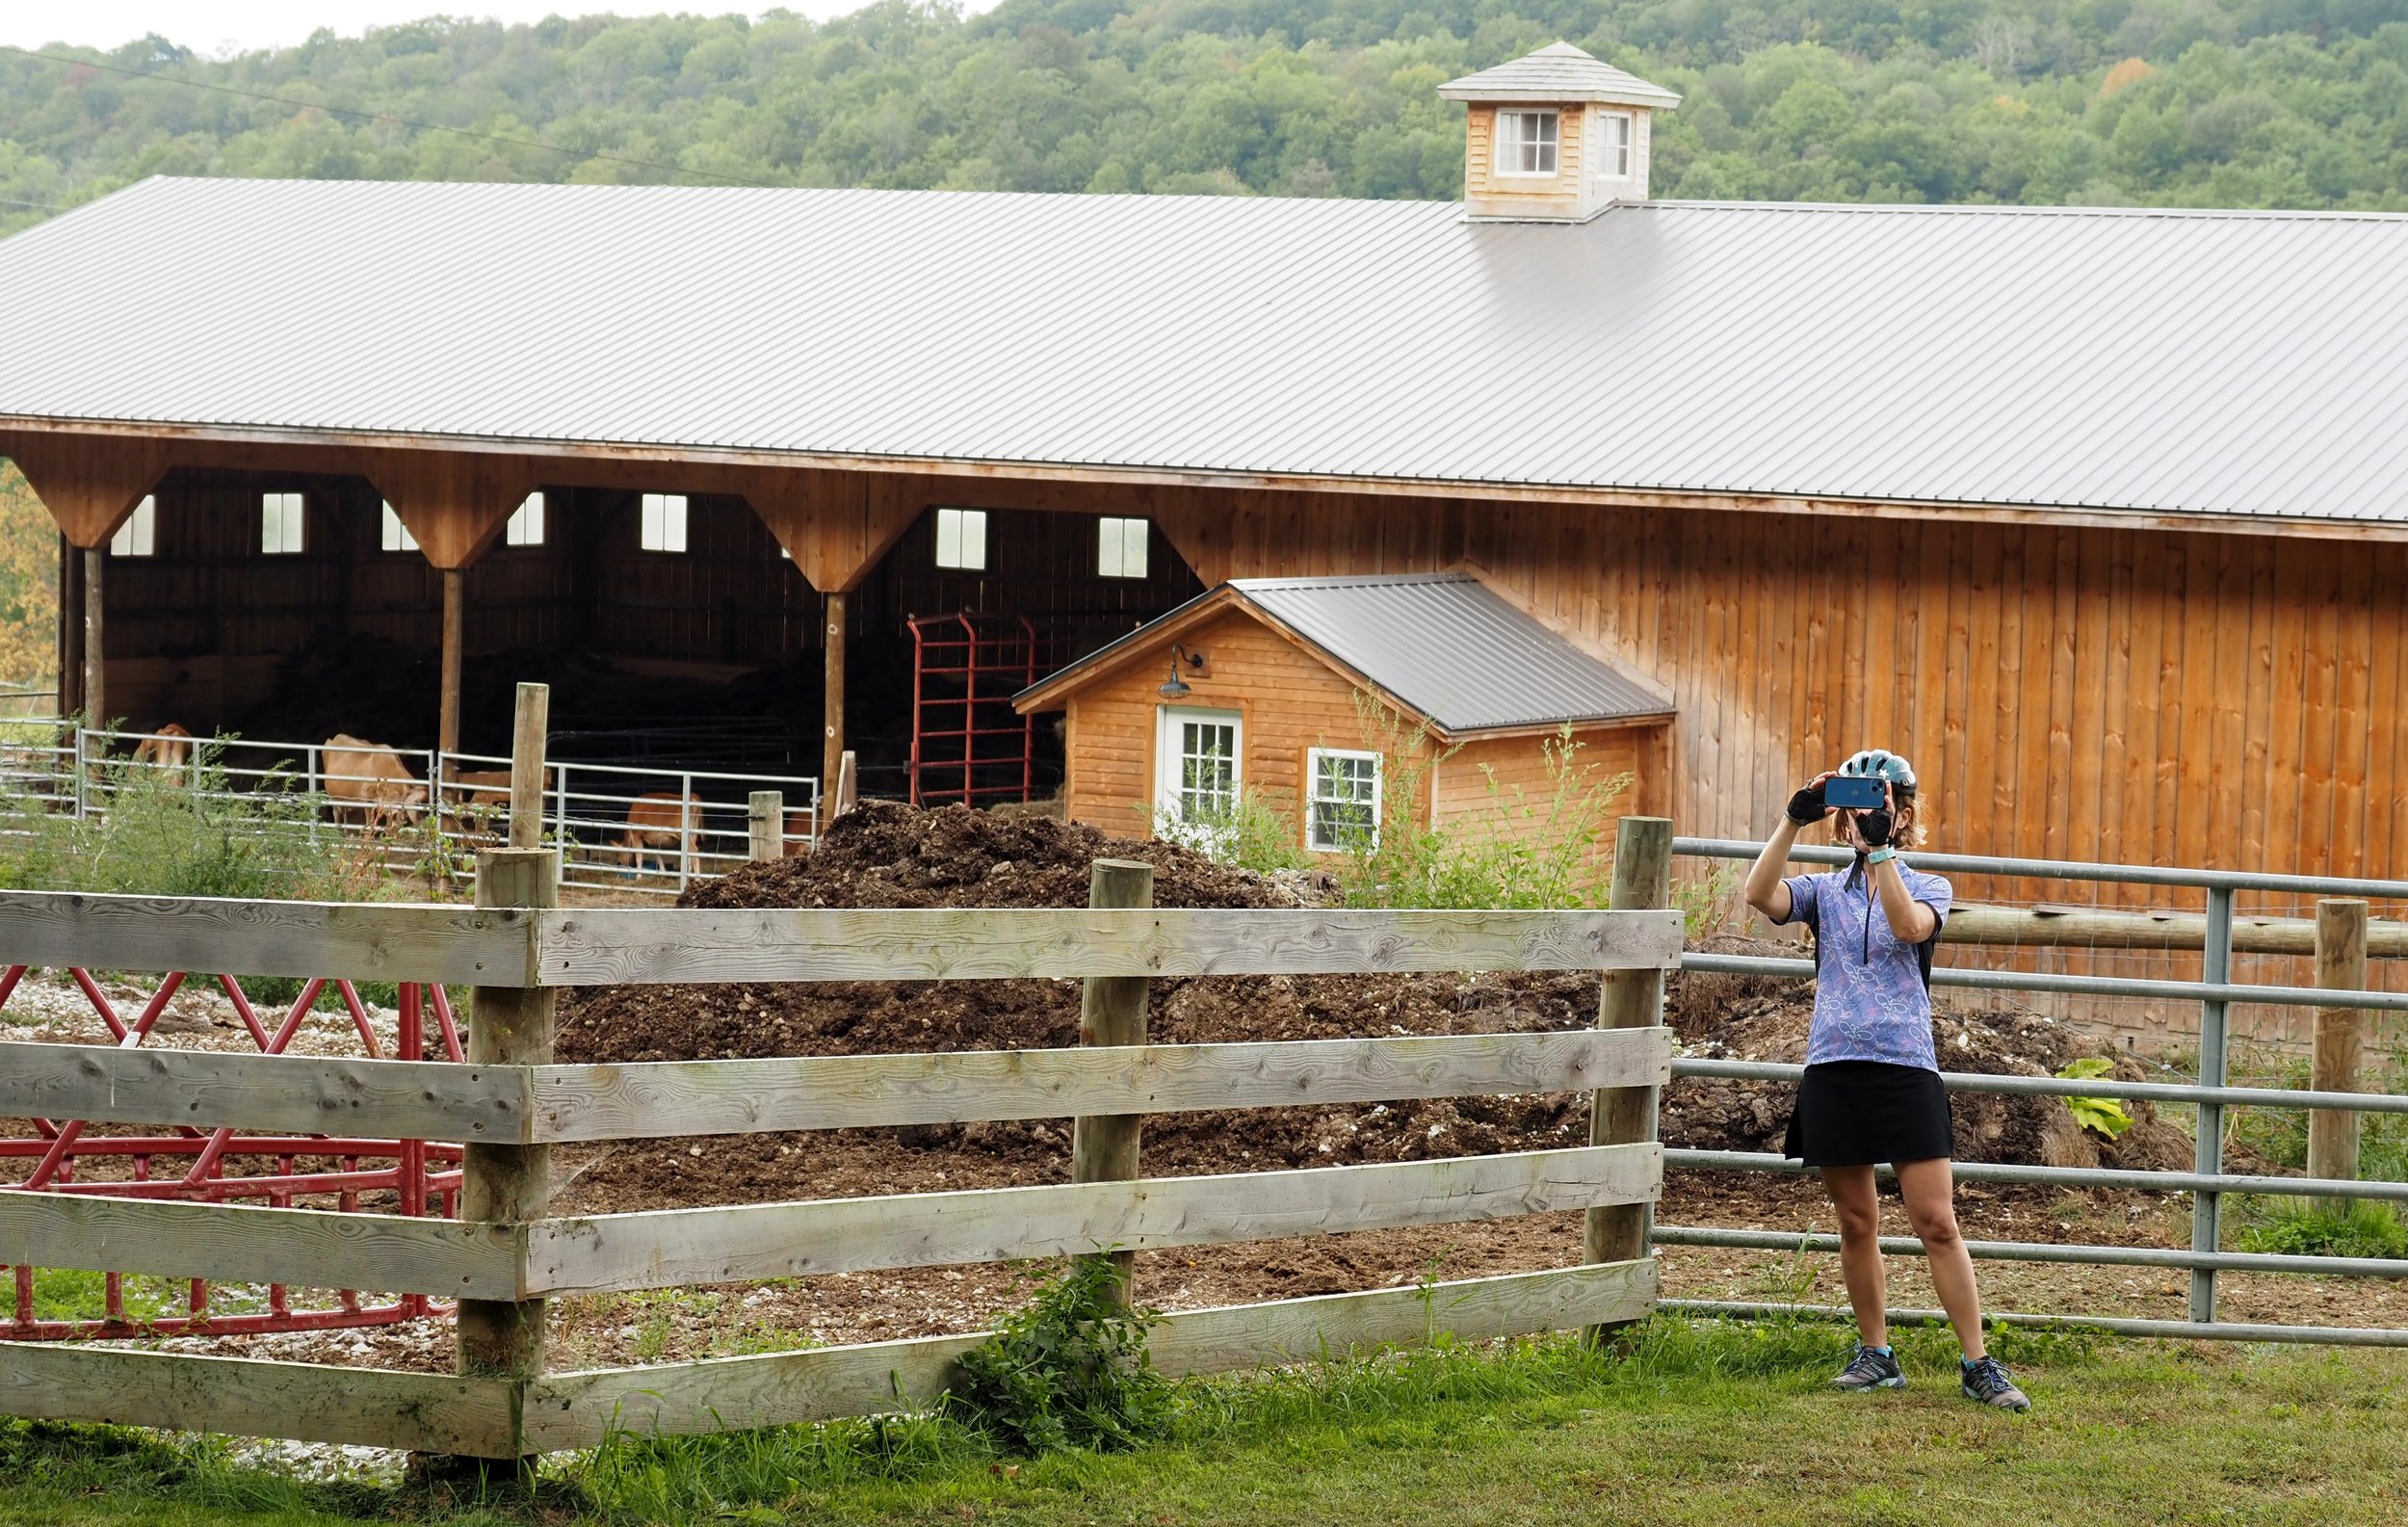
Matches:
[[823, 591, 847, 794], [1585, 816, 1671, 1342], [1071, 858, 1155, 1303], [453, 846, 555, 1466], [58, 536, 84, 719], [749, 790, 784, 861], [508, 683, 548, 852], [2310, 899, 2369, 1203], [439, 568, 465, 759], [82, 547, 104, 727]]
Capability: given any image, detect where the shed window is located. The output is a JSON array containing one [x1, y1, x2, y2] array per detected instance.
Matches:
[[110, 495, 156, 558], [1098, 516, 1149, 579], [1600, 111, 1633, 177], [640, 493, 688, 553], [935, 508, 987, 571], [1306, 748, 1381, 853], [506, 492, 545, 546], [380, 502, 419, 553], [1495, 110, 1558, 176], [261, 492, 305, 555]]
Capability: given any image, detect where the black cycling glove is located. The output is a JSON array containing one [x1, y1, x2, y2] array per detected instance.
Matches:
[[1857, 807, 1896, 848], [1785, 780, 1828, 826]]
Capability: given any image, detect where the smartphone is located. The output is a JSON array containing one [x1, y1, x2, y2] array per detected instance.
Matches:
[[1823, 776, 1888, 809]]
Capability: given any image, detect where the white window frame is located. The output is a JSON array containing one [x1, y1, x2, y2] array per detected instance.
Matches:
[[1155, 705, 1243, 846], [1494, 109, 1559, 177], [1098, 516, 1149, 580], [640, 493, 688, 553], [260, 491, 305, 555], [1599, 111, 1633, 178], [505, 491, 545, 547], [110, 495, 157, 558], [1305, 747, 1382, 853], [380, 501, 419, 553], [934, 507, 987, 571]]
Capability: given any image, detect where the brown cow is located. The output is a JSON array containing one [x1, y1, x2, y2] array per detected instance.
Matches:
[[782, 809, 815, 856], [615, 791, 702, 875], [442, 768, 516, 840], [132, 723, 194, 784], [320, 734, 429, 830]]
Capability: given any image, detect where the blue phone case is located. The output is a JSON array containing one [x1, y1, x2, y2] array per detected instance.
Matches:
[[1824, 777, 1888, 809]]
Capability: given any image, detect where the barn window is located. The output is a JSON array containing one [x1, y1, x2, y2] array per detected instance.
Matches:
[[1097, 516, 1149, 579], [109, 495, 156, 557], [1495, 110, 1558, 176], [260, 491, 305, 554], [1306, 748, 1381, 852], [1156, 706, 1241, 847], [380, 502, 419, 553], [934, 508, 986, 571], [640, 493, 688, 553], [1600, 112, 1633, 177], [506, 492, 545, 546]]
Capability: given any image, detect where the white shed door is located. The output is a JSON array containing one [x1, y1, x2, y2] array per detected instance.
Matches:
[[1155, 706, 1242, 839]]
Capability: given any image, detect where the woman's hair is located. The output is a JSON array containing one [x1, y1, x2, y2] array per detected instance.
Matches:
[[1834, 787, 1927, 851]]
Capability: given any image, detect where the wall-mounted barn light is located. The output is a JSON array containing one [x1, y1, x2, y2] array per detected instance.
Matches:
[[1159, 645, 1206, 699]]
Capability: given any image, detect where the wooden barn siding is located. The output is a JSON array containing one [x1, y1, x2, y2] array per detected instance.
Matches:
[[1436, 725, 1655, 843], [579, 490, 809, 670], [867, 506, 1202, 658]]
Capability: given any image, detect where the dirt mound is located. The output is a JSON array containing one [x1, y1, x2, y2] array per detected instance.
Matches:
[[680, 799, 1291, 912], [555, 803, 2188, 1212]]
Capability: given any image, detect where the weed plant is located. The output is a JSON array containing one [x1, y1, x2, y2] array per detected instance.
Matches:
[[2238, 1198, 2408, 1259], [945, 1255, 1174, 1454]]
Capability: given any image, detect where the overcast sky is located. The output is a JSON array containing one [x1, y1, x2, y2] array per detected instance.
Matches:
[[0, 2, 949, 57]]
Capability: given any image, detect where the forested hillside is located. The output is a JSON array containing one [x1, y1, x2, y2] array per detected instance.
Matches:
[[2, 0, 2403, 239]]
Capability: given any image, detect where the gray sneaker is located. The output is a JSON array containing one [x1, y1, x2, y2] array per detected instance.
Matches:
[[1960, 1355, 2031, 1410], [1831, 1342, 1905, 1391]]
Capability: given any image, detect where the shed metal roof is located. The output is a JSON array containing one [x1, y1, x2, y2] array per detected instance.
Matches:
[[1233, 573, 1671, 732], [2, 176, 2405, 528], [1437, 42, 1682, 106], [1018, 572, 1671, 734]]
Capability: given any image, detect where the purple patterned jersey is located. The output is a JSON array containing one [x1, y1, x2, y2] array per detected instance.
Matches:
[[1773, 862, 1952, 1070]]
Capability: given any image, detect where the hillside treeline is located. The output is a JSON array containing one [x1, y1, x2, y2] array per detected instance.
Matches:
[[1, 0, 2403, 237]]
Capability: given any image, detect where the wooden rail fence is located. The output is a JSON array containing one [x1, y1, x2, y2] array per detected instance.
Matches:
[[0, 842, 1681, 1461]]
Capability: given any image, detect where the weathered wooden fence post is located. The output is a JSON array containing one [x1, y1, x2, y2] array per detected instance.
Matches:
[[2310, 898, 2369, 1204], [834, 749, 858, 822], [1071, 857, 1155, 1303], [748, 790, 784, 862], [1585, 816, 1671, 1343], [456, 684, 556, 1470]]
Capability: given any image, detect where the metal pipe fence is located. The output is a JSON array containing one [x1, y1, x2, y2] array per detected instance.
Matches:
[[0, 725, 820, 896], [1666, 834, 2408, 1343]]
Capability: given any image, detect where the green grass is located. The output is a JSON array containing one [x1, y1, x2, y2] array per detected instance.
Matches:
[[4, 1320, 2406, 1526]]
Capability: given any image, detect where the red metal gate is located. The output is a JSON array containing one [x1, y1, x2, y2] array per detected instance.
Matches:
[[1, 968, 461, 1339]]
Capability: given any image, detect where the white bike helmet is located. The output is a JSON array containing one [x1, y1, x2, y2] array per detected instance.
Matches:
[[1839, 748, 1917, 795]]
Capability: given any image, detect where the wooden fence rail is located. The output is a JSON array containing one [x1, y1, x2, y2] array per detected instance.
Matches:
[[0, 1029, 1671, 1144], [0, 820, 1682, 1462]]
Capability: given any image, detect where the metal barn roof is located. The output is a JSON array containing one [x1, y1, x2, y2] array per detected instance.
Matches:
[[1019, 572, 1671, 733], [2, 176, 2405, 527]]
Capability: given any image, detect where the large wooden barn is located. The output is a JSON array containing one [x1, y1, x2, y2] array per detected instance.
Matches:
[[2, 43, 2404, 905]]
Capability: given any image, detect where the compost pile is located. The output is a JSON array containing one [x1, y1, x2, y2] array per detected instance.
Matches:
[[552, 801, 2189, 1214]]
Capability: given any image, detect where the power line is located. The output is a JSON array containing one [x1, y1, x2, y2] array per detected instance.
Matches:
[[0, 43, 775, 189]]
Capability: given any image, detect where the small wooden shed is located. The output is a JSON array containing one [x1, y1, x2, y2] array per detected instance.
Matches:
[[1014, 572, 1673, 854]]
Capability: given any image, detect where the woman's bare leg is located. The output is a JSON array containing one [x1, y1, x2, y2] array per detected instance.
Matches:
[[1896, 1156, 1986, 1360], [1819, 1164, 1887, 1347]]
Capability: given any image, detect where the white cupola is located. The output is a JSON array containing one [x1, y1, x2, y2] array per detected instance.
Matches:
[[1438, 42, 1681, 222]]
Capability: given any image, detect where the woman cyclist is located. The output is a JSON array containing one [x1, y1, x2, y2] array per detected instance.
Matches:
[[1741, 748, 2030, 1411]]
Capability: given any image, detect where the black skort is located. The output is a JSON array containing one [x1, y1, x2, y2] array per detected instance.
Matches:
[[1782, 1060, 1954, 1167]]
